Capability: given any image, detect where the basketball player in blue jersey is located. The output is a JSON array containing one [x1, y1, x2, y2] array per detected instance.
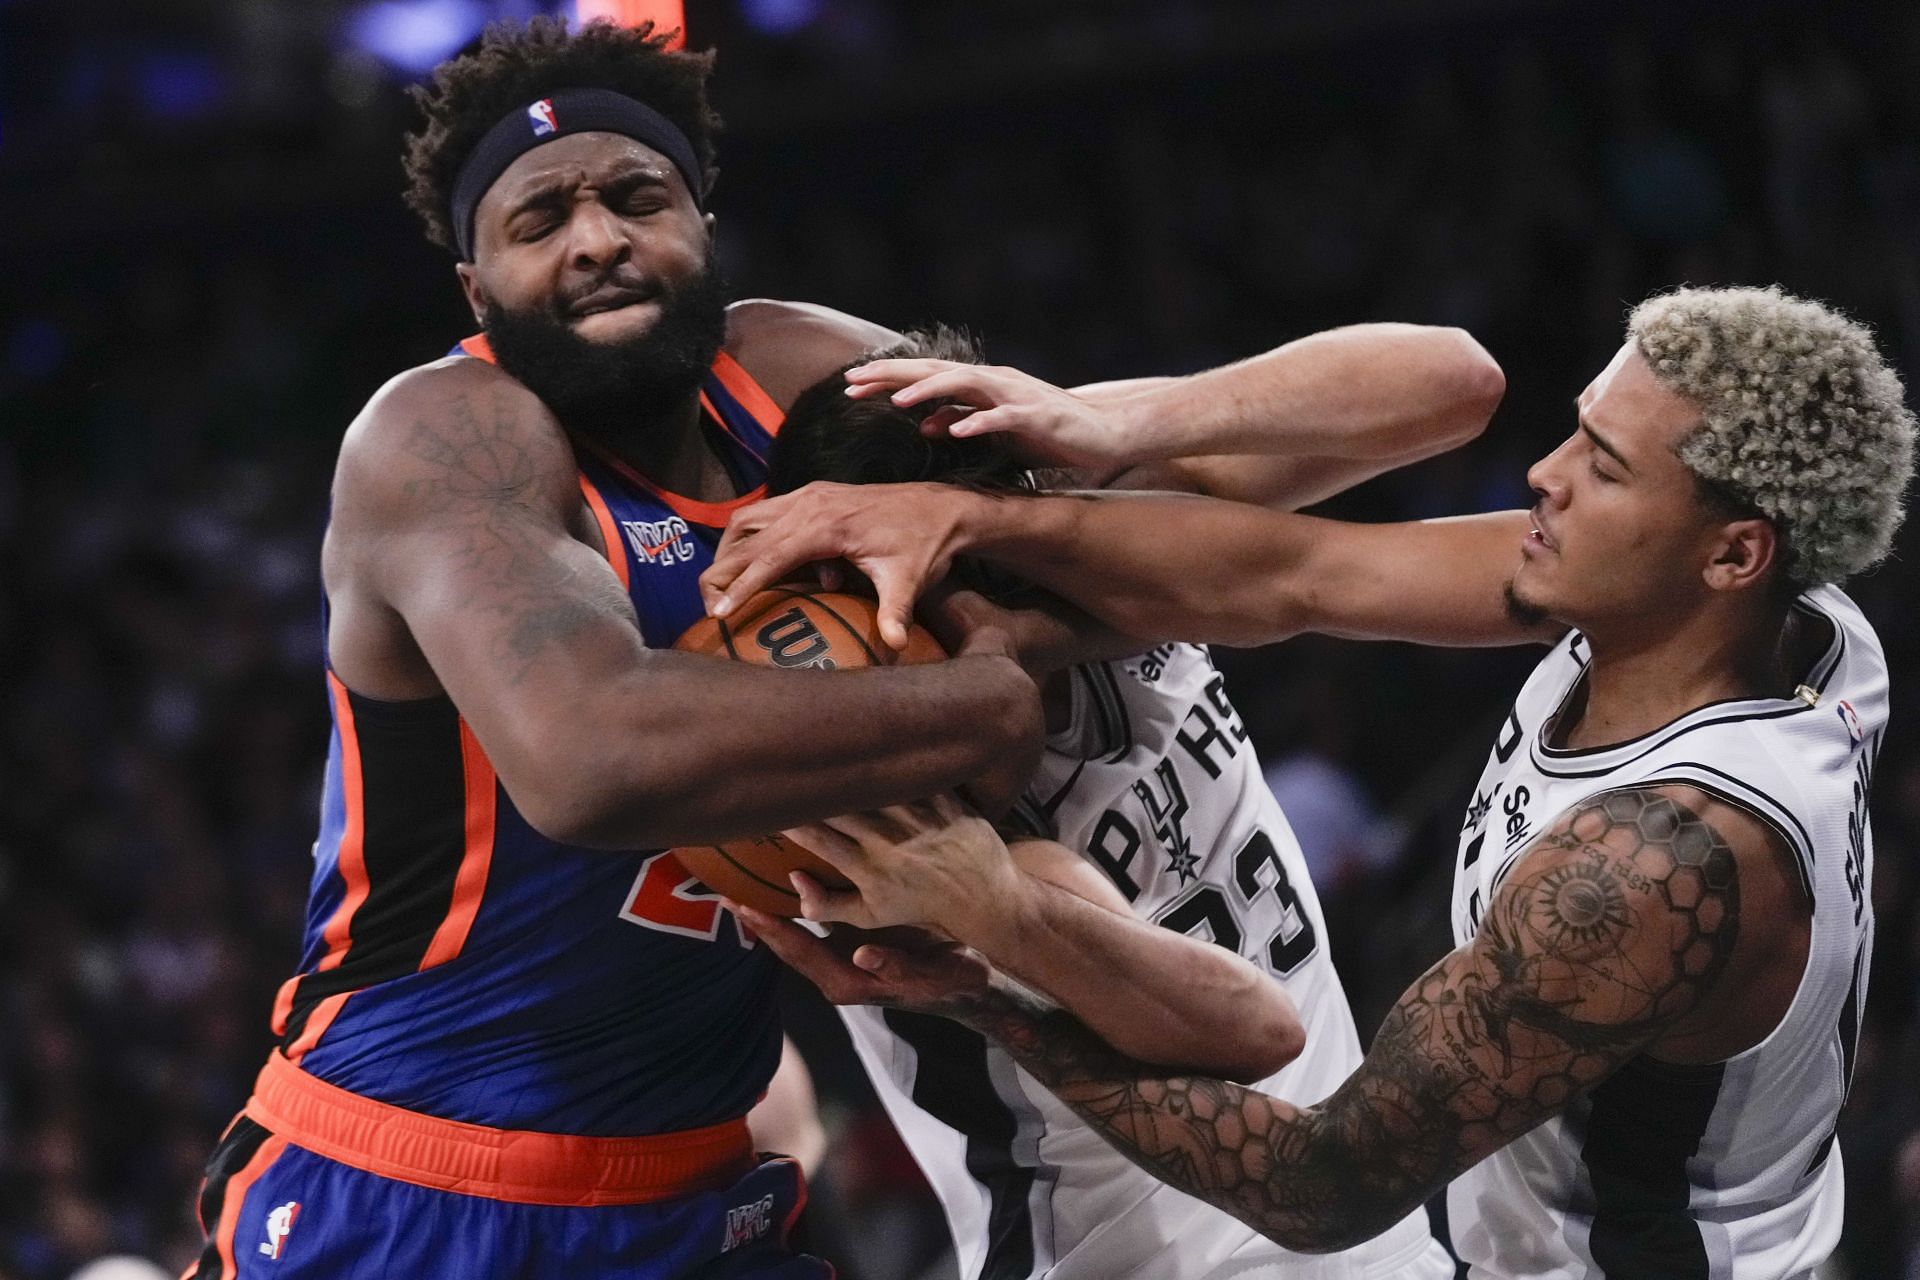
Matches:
[[180, 17, 1062, 1279], [709, 286, 1914, 1279]]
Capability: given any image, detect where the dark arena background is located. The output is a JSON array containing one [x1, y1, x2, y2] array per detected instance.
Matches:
[[3, 1, 1919, 1276]]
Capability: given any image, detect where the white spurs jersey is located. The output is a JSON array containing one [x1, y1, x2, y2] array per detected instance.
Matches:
[[1446, 586, 1883, 1280], [841, 644, 1453, 1280]]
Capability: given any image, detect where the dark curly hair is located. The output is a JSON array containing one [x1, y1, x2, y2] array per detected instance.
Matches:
[[402, 17, 722, 254], [768, 327, 1033, 498]]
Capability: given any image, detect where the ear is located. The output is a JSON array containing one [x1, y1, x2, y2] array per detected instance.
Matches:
[[702, 210, 717, 239], [455, 262, 487, 325], [1702, 517, 1777, 593]]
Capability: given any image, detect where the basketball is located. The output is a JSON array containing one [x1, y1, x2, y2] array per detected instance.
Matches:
[[670, 587, 948, 915]]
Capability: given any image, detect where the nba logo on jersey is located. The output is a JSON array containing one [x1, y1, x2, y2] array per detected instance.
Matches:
[[258, 1201, 301, 1259], [1838, 699, 1863, 744], [527, 98, 558, 136]]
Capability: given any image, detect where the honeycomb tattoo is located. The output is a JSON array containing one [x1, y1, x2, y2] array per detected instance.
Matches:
[[948, 786, 1745, 1252]]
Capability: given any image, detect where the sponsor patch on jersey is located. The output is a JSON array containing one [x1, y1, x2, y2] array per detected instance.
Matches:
[[527, 98, 558, 136], [259, 1200, 300, 1260]]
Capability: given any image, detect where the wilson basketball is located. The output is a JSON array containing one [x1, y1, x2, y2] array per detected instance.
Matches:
[[670, 587, 948, 915]]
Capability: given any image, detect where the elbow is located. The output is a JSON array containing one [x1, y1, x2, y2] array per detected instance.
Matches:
[[1432, 328, 1505, 447], [1218, 990, 1307, 1084], [506, 735, 705, 850]]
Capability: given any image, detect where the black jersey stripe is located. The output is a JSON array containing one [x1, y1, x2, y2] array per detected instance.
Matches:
[[884, 1009, 1042, 1280], [185, 1116, 274, 1279], [280, 690, 474, 1050], [1582, 1055, 1725, 1279], [1090, 662, 1134, 762]]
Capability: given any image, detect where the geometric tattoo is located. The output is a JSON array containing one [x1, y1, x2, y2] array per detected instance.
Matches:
[[943, 785, 1745, 1252]]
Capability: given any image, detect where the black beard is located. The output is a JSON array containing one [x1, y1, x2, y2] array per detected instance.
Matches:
[[479, 252, 730, 444], [1504, 579, 1550, 627]]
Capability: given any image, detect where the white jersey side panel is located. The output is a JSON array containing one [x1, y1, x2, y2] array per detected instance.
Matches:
[[843, 645, 1452, 1280], [1445, 586, 1882, 1280]]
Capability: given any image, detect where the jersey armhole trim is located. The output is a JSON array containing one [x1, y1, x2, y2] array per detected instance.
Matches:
[[1631, 768, 1815, 905]]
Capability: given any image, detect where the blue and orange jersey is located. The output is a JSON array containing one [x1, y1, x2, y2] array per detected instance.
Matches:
[[269, 337, 785, 1137]]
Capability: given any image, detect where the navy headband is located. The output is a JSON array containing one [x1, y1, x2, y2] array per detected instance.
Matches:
[[450, 87, 706, 260]]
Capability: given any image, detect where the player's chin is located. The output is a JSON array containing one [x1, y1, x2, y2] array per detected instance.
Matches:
[[1503, 570, 1556, 629], [569, 300, 662, 344]]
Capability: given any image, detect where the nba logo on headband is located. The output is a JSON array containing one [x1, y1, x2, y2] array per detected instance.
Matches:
[[527, 98, 558, 137]]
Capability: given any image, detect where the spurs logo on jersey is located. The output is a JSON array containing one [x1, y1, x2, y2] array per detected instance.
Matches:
[[842, 646, 1452, 1280], [1447, 585, 1883, 1280]]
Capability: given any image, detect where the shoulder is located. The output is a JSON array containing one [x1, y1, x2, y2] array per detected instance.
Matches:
[[1492, 784, 1780, 965], [724, 298, 905, 411], [332, 355, 578, 531]]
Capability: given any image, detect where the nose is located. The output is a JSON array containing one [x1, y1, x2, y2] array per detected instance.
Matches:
[[566, 198, 631, 273], [1527, 435, 1575, 508]]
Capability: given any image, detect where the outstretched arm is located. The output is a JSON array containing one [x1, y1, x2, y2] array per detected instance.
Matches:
[[788, 786, 1761, 1252], [853, 324, 1504, 509], [705, 480, 1545, 650]]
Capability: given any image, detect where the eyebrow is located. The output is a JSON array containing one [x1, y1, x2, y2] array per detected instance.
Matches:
[[505, 166, 669, 219], [1576, 404, 1634, 474]]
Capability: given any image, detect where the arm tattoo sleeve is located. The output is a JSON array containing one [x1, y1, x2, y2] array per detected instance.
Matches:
[[400, 392, 638, 684], [947, 787, 1743, 1253]]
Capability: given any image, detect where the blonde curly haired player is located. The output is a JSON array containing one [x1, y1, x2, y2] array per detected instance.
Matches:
[[1631, 285, 1912, 586]]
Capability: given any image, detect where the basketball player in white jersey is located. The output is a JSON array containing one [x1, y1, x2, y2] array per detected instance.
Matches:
[[712, 286, 1915, 1278], [750, 322, 1502, 1280]]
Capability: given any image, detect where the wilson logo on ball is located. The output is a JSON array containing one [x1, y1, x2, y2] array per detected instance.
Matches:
[[755, 608, 836, 670]]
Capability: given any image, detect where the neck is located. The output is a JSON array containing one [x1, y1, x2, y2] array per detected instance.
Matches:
[[593, 393, 738, 502], [1560, 594, 1800, 750]]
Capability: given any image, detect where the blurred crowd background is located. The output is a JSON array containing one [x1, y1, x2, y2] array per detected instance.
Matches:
[[3, 0, 1919, 1276]]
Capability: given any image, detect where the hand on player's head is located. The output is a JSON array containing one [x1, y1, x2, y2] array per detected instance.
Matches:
[[728, 903, 991, 1011], [845, 358, 1127, 469], [702, 480, 966, 651]]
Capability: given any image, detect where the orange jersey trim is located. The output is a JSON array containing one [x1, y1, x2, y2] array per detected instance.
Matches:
[[212, 1134, 289, 1278], [418, 720, 497, 970], [245, 1051, 755, 1207], [283, 676, 373, 1063], [577, 472, 632, 588], [708, 349, 785, 434], [453, 330, 784, 527], [573, 434, 767, 528]]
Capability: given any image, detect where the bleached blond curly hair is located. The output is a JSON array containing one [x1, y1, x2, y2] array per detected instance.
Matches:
[[1629, 286, 1915, 586]]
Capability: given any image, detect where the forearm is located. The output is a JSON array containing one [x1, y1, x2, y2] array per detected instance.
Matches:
[[953, 490, 1315, 647], [955, 876, 1302, 1081], [952, 493, 1543, 649], [555, 652, 1039, 848], [1105, 324, 1502, 465], [946, 985, 1424, 1253]]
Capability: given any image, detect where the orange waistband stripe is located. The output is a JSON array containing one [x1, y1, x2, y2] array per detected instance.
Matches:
[[245, 1052, 755, 1207]]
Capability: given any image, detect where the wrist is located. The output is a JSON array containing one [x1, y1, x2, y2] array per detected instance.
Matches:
[[1102, 390, 1171, 467], [946, 857, 1043, 954]]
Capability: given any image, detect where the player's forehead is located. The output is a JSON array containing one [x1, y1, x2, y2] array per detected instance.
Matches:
[[1577, 341, 1702, 460], [479, 132, 683, 217]]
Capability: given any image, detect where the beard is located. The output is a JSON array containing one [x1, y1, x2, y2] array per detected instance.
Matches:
[[1503, 579, 1550, 627], [479, 249, 730, 445]]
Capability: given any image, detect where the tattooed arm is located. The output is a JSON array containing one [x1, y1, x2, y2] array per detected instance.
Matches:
[[322, 359, 1042, 849], [910, 785, 1776, 1252]]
